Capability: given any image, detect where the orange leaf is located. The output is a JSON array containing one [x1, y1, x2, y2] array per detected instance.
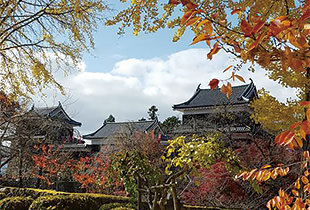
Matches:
[[262, 170, 271, 181], [300, 120, 310, 139], [209, 78, 219, 90], [196, 19, 209, 29], [232, 72, 235, 81], [221, 84, 228, 94], [283, 132, 295, 146], [234, 74, 245, 83], [303, 162, 308, 168], [304, 183, 310, 193], [237, 171, 247, 179], [275, 130, 290, 145], [248, 32, 266, 51], [204, 21, 213, 35], [186, 16, 200, 26], [302, 176, 309, 184], [307, 108, 310, 122], [207, 42, 220, 60], [261, 164, 272, 169], [223, 65, 233, 72], [295, 136, 303, 148], [181, 10, 196, 25], [227, 82, 232, 99], [271, 169, 278, 180], [191, 34, 210, 45], [292, 189, 299, 196], [305, 151, 310, 159], [185, 2, 199, 9], [291, 121, 301, 130], [295, 178, 301, 189]]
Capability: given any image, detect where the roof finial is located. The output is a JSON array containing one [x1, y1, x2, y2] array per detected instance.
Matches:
[[196, 83, 201, 92]]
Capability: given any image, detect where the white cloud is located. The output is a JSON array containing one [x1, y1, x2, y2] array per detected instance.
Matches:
[[34, 48, 298, 134]]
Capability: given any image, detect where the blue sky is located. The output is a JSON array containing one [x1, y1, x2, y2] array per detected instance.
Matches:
[[36, 5, 298, 135]]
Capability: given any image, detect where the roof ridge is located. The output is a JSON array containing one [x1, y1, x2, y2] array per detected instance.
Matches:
[[198, 83, 249, 91], [105, 120, 154, 124]]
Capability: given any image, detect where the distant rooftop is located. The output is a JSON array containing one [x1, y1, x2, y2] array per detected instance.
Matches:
[[83, 120, 160, 140], [173, 81, 257, 110], [32, 102, 81, 126]]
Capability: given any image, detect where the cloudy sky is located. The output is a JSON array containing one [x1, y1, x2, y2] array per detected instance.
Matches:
[[34, 7, 298, 135]]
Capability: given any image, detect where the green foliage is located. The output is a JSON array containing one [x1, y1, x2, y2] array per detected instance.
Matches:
[[163, 134, 239, 175], [0, 187, 60, 199], [0, 0, 107, 98], [29, 195, 98, 210], [0, 187, 130, 206], [161, 116, 181, 134], [104, 114, 116, 123], [99, 202, 136, 210], [0, 196, 33, 210], [148, 105, 158, 120], [113, 150, 164, 198]]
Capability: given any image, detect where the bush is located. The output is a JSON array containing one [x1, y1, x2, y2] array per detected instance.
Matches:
[[0, 196, 33, 210], [0, 187, 60, 199], [0, 192, 7, 200], [29, 194, 99, 210], [99, 202, 136, 210], [111, 208, 135, 210]]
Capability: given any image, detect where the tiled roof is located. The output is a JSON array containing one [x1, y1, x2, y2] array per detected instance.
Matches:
[[83, 120, 159, 139], [173, 81, 257, 110], [32, 102, 82, 126]]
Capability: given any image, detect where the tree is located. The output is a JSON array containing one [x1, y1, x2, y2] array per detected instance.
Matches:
[[0, 0, 107, 98], [104, 114, 115, 123], [161, 116, 181, 134], [108, 0, 310, 209], [148, 105, 158, 120]]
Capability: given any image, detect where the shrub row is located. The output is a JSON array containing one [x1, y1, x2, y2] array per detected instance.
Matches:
[[0, 187, 132, 210]]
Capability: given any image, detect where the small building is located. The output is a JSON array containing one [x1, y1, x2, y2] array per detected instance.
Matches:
[[172, 81, 257, 136], [83, 119, 163, 152]]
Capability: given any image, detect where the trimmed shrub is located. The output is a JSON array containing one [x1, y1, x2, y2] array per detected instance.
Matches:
[[0, 192, 7, 200], [0, 196, 33, 210], [0, 187, 130, 204], [0, 187, 61, 199], [29, 194, 99, 210], [99, 202, 136, 210]]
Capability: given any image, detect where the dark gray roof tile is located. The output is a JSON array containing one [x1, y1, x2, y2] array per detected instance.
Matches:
[[83, 120, 158, 139], [173, 82, 257, 109]]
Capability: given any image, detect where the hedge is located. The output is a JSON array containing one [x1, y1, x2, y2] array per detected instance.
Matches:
[[0, 196, 33, 210], [0, 187, 130, 206], [99, 202, 136, 210], [29, 194, 99, 210]]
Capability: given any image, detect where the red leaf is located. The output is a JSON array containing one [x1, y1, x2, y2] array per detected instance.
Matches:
[[169, 0, 180, 4], [301, 101, 310, 107], [252, 20, 265, 35], [240, 19, 253, 37], [302, 10, 310, 21], [209, 79, 219, 90]]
